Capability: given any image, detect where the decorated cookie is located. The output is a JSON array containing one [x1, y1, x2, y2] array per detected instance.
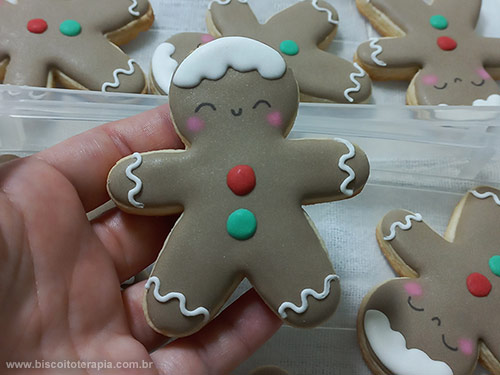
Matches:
[[150, 32, 216, 95], [206, 0, 372, 103], [358, 187, 500, 374], [355, 0, 500, 106], [0, 0, 153, 93], [107, 37, 370, 337]]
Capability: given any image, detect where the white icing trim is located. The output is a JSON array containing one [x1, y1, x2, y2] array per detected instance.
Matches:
[[128, 0, 140, 16], [172, 37, 286, 88], [278, 274, 339, 318], [334, 138, 356, 196], [208, 0, 248, 9], [311, 0, 339, 25], [368, 38, 387, 67], [470, 190, 500, 206], [125, 152, 144, 209], [344, 63, 366, 103], [102, 59, 137, 92], [145, 276, 210, 322], [383, 213, 423, 241], [152, 43, 178, 95], [364, 310, 453, 375], [472, 94, 500, 106]]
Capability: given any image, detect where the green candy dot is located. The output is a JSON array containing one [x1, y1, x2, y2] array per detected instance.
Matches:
[[60, 20, 82, 37], [280, 40, 299, 56], [227, 209, 257, 240], [489, 256, 500, 277], [430, 15, 448, 30]]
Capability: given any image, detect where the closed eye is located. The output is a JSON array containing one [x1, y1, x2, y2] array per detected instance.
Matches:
[[407, 296, 424, 312], [471, 79, 485, 87], [195, 103, 216, 112], [252, 99, 272, 109], [433, 82, 448, 90]]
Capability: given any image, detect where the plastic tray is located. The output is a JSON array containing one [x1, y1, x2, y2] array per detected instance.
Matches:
[[1, 85, 500, 374]]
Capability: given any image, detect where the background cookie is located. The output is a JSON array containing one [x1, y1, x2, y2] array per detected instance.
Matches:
[[358, 187, 500, 375], [206, 0, 372, 103], [0, 0, 154, 93], [107, 36, 370, 337], [355, 0, 500, 105]]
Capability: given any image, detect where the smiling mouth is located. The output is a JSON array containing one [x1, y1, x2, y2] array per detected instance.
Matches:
[[442, 334, 458, 351], [407, 296, 424, 312], [231, 108, 243, 117]]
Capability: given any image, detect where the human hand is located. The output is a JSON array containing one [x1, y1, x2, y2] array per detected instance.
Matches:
[[0, 104, 282, 374]]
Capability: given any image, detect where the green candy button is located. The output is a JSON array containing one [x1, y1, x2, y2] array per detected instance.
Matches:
[[430, 15, 448, 30], [60, 20, 82, 37], [227, 209, 257, 240], [280, 40, 299, 56], [489, 255, 500, 277]]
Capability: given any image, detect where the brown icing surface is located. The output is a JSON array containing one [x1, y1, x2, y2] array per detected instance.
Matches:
[[207, 0, 372, 103], [0, 0, 151, 92], [108, 38, 370, 337], [359, 186, 500, 374], [356, 0, 500, 105]]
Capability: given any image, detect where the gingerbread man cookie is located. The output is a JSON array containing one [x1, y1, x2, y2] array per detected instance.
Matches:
[[206, 0, 372, 103], [358, 187, 500, 375], [150, 32, 215, 95], [355, 0, 500, 106], [0, 0, 153, 93], [107, 36, 370, 337]]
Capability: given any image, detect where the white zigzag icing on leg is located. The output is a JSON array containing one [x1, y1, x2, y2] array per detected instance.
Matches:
[[334, 138, 356, 196], [383, 213, 423, 241], [125, 152, 144, 208], [128, 0, 140, 16], [145, 276, 210, 322], [470, 190, 500, 206], [344, 63, 366, 103], [311, 0, 339, 25], [278, 274, 339, 318], [102, 59, 137, 92], [369, 38, 387, 66]]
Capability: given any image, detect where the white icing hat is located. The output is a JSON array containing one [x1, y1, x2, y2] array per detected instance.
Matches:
[[172, 36, 287, 88]]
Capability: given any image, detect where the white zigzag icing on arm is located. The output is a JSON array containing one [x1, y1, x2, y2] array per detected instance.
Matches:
[[470, 190, 500, 206], [125, 152, 144, 208], [344, 63, 366, 103], [334, 138, 356, 196], [311, 0, 339, 25], [102, 59, 137, 92], [145, 276, 210, 322], [383, 213, 423, 241], [128, 0, 140, 16], [278, 274, 339, 318], [369, 38, 387, 67]]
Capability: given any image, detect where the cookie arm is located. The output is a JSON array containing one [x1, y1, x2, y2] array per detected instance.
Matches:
[[82, 0, 151, 33], [289, 138, 369, 203], [355, 37, 421, 81], [207, 0, 260, 37], [107, 151, 188, 215], [377, 209, 450, 277]]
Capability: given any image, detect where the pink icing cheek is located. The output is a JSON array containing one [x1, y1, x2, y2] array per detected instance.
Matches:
[[404, 282, 423, 297], [421, 74, 440, 86], [186, 116, 205, 133], [201, 34, 215, 44], [267, 111, 283, 128], [477, 68, 492, 80], [458, 338, 475, 356]]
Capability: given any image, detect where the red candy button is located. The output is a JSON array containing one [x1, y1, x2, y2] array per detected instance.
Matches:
[[227, 165, 256, 196], [466, 272, 491, 297], [437, 36, 457, 51], [27, 18, 48, 34]]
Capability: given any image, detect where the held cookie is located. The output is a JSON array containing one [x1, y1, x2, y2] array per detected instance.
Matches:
[[150, 32, 215, 95], [0, 0, 153, 93], [358, 187, 500, 375], [355, 0, 500, 106], [107, 37, 370, 337], [206, 0, 372, 103]]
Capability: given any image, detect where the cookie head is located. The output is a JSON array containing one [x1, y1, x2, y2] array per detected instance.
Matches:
[[169, 37, 299, 145]]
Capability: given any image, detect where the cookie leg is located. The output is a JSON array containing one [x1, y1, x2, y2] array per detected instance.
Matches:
[[247, 211, 340, 327], [144, 218, 240, 337]]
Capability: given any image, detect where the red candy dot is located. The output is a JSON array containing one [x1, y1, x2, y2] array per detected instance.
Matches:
[[227, 165, 256, 196], [466, 273, 491, 297], [437, 36, 457, 51], [27, 18, 48, 34]]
